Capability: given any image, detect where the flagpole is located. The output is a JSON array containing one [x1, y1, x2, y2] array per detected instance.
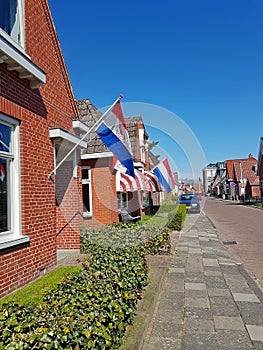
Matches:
[[48, 94, 123, 180]]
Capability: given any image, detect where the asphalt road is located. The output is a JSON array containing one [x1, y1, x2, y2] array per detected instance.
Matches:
[[202, 197, 263, 289]]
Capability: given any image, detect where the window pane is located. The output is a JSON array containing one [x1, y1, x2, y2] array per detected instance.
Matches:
[[0, 122, 12, 153], [0, 158, 9, 232], [82, 168, 90, 180], [82, 183, 90, 212], [0, 0, 21, 44]]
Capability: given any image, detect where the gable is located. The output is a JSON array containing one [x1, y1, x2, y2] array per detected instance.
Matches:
[[24, 0, 78, 118]]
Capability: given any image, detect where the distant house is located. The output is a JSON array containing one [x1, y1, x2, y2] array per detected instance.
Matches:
[[203, 162, 225, 197], [0, 0, 85, 297], [202, 163, 217, 195], [226, 155, 260, 200], [76, 99, 162, 226]]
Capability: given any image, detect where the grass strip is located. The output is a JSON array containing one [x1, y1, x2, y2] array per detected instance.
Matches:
[[0, 265, 81, 306]]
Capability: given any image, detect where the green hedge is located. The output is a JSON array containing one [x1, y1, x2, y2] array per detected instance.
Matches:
[[0, 224, 171, 349], [80, 223, 171, 256], [167, 204, 187, 231], [0, 246, 148, 349]]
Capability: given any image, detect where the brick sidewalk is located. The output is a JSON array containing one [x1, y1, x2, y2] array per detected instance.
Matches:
[[142, 213, 263, 350]]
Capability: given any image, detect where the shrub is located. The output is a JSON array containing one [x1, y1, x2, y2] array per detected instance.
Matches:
[[144, 226, 171, 255], [80, 223, 171, 256], [167, 204, 187, 231], [0, 246, 148, 349]]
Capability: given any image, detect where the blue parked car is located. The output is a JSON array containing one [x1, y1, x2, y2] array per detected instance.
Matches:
[[177, 193, 201, 213]]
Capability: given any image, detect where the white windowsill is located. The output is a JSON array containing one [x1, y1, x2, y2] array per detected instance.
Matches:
[[83, 212, 92, 218], [0, 235, 30, 250]]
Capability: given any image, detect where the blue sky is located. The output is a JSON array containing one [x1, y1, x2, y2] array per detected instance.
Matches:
[[49, 0, 263, 178]]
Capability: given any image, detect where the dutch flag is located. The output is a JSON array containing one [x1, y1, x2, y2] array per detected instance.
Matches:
[[96, 100, 135, 178], [153, 158, 175, 193]]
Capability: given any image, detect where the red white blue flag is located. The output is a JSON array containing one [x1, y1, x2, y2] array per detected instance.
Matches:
[[96, 100, 135, 178], [153, 158, 175, 193]]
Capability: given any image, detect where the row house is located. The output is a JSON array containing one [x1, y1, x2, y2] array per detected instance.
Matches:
[[77, 99, 162, 227], [202, 163, 217, 195], [0, 0, 85, 297], [206, 155, 260, 200]]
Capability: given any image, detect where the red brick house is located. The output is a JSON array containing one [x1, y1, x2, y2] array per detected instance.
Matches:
[[0, 0, 85, 297], [226, 155, 260, 199], [77, 99, 162, 227]]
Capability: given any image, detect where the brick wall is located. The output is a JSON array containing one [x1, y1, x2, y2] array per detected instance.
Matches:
[[82, 158, 119, 227], [0, 0, 81, 297]]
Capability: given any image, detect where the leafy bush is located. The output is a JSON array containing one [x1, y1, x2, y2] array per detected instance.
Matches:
[[144, 226, 171, 255], [0, 224, 172, 349], [0, 246, 148, 349], [80, 223, 171, 256], [167, 204, 187, 231]]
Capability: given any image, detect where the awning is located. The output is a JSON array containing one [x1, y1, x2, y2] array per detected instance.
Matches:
[[134, 169, 151, 192], [116, 170, 156, 193], [117, 172, 138, 192], [144, 171, 162, 192]]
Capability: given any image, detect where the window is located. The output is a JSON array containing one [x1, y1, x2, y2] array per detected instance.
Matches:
[[0, 114, 23, 248], [117, 192, 128, 211], [82, 166, 92, 217], [0, 0, 24, 47], [141, 192, 149, 209]]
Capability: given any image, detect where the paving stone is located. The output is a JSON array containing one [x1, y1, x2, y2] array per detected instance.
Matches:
[[177, 247, 189, 252], [185, 307, 212, 320], [184, 318, 214, 333], [236, 302, 263, 325], [214, 316, 246, 331], [158, 293, 184, 311], [185, 282, 206, 291], [232, 293, 260, 303], [210, 296, 240, 317], [204, 270, 223, 277], [169, 267, 185, 273], [185, 296, 210, 308], [151, 321, 182, 338], [246, 325, 263, 342], [185, 272, 204, 282], [189, 248, 202, 254], [220, 261, 237, 266], [205, 276, 228, 289], [186, 264, 203, 272], [163, 279, 184, 292], [145, 336, 181, 350], [155, 310, 183, 324], [207, 288, 232, 297], [216, 330, 254, 350], [199, 237, 209, 242], [203, 258, 219, 266], [183, 332, 217, 350], [185, 289, 208, 299], [253, 341, 263, 350]]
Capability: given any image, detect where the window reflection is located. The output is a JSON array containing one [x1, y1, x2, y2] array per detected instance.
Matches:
[[0, 0, 22, 45]]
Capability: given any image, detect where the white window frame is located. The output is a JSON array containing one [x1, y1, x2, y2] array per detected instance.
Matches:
[[0, 113, 27, 250], [82, 166, 92, 217], [0, 0, 25, 49]]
